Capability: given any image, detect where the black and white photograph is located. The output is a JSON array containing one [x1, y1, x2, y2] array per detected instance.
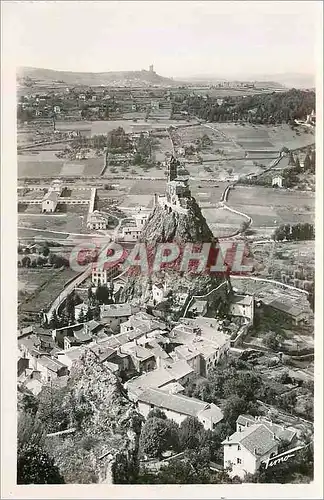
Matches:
[[1, 0, 323, 497]]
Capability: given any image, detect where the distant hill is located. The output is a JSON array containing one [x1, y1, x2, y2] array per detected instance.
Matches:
[[176, 72, 315, 89], [17, 66, 179, 87]]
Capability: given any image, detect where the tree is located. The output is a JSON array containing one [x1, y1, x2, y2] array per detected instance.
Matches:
[[42, 246, 50, 257], [36, 256, 46, 267], [303, 152, 311, 170], [88, 286, 95, 305], [294, 156, 301, 171], [17, 412, 64, 484], [111, 451, 139, 484], [21, 392, 39, 416], [277, 392, 297, 412], [223, 396, 258, 430], [77, 308, 86, 323], [264, 331, 280, 350], [139, 417, 174, 459], [179, 416, 204, 451], [49, 310, 60, 329], [147, 408, 167, 420], [310, 149, 315, 172], [288, 152, 295, 166], [64, 292, 76, 324], [223, 371, 262, 402], [21, 255, 31, 268], [307, 281, 315, 312], [95, 285, 111, 305], [85, 307, 94, 322]]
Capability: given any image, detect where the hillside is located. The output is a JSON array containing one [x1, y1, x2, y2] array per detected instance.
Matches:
[[17, 66, 178, 87]]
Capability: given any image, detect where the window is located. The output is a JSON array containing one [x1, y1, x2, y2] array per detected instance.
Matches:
[[237, 458, 242, 464]]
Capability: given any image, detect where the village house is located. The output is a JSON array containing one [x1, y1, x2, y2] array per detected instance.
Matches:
[[87, 210, 110, 230], [56, 346, 86, 370], [169, 317, 231, 376], [52, 321, 105, 350], [222, 415, 297, 479], [152, 283, 164, 304], [229, 294, 254, 325], [136, 388, 223, 430], [272, 175, 283, 188], [120, 226, 142, 242], [263, 298, 309, 325], [18, 335, 44, 369], [120, 340, 156, 373], [100, 303, 137, 327], [42, 191, 59, 213], [36, 356, 68, 383], [92, 267, 113, 286], [120, 311, 166, 336], [125, 359, 194, 401]]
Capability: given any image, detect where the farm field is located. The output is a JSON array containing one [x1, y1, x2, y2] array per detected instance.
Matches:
[[174, 123, 294, 180], [227, 185, 314, 231], [215, 123, 315, 152], [55, 119, 199, 136], [18, 210, 89, 234], [201, 206, 246, 238], [18, 227, 71, 241], [18, 153, 104, 178], [18, 267, 79, 314]]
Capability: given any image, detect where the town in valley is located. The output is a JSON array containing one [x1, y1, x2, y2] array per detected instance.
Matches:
[[15, 4, 316, 487]]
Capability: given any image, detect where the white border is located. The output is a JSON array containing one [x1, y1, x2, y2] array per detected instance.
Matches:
[[1, 1, 323, 498]]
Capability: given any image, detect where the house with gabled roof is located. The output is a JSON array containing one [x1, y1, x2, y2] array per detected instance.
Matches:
[[136, 388, 223, 430], [222, 414, 298, 478]]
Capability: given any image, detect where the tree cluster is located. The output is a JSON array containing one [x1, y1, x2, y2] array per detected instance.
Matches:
[[272, 223, 314, 242], [183, 89, 315, 124]]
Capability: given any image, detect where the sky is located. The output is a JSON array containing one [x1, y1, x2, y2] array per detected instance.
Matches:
[[2, 1, 321, 78]]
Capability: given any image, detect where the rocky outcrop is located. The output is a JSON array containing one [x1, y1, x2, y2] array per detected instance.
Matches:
[[119, 194, 232, 310], [140, 198, 214, 246], [45, 351, 139, 484]]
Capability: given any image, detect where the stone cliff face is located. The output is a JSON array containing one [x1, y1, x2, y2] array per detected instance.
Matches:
[[119, 194, 231, 308], [139, 198, 214, 246], [46, 351, 138, 484]]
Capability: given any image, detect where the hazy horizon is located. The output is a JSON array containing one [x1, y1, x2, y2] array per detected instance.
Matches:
[[4, 1, 321, 79]]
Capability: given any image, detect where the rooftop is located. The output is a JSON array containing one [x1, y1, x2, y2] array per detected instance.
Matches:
[[138, 388, 223, 421], [163, 359, 194, 380], [43, 191, 59, 202], [100, 303, 133, 318], [237, 415, 296, 443], [222, 424, 278, 457], [231, 294, 253, 306], [267, 299, 304, 318], [37, 356, 67, 373]]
